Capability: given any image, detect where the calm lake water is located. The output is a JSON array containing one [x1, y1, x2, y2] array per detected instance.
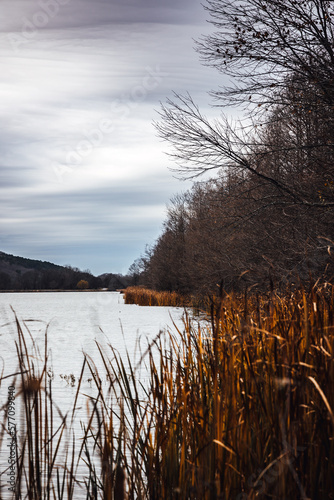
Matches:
[[0, 291, 186, 380], [0, 291, 187, 498]]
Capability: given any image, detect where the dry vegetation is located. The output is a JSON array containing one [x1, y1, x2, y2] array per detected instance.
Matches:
[[1, 284, 334, 499], [123, 286, 193, 307]]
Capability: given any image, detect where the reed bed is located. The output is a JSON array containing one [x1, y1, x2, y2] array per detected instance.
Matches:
[[1, 284, 334, 499], [123, 286, 194, 308]]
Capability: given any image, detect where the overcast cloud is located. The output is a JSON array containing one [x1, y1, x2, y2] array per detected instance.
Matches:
[[0, 0, 222, 274]]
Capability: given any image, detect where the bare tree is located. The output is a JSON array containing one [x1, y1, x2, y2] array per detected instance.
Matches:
[[155, 1, 334, 204], [155, 90, 334, 209], [197, 0, 334, 110]]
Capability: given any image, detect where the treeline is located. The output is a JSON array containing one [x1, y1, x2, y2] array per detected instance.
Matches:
[[0, 266, 101, 291], [0, 252, 130, 291], [131, 170, 334, 294], [130, 0, 334, 295]]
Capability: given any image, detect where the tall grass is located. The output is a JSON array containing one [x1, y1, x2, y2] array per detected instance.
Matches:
[[123, 287, 194, 308], [1, 284, 334, 498]]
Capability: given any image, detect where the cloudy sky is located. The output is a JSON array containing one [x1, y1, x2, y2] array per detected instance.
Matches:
[[0, 0, 222, 275]]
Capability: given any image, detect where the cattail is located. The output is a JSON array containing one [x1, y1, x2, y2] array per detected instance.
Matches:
[[114, 465, 126, 500]]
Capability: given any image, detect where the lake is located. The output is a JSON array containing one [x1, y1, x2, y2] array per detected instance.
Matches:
[[0, 291, 186, 381], [0, 291, 187, 498]]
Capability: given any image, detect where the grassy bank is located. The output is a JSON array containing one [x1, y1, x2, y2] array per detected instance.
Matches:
[[1, 284, 334, 498]]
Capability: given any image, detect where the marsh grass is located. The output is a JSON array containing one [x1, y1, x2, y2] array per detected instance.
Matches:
[[1, 284, 334, 498], [123, 287, 195, 308]]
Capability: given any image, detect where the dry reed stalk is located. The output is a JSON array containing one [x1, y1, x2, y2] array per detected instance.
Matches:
[[1, 284, 334, 498]]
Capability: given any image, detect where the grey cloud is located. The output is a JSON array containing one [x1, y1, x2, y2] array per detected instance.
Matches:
[[3, 0, 204, 34], [0, 173, 190, 273], [0, 166, 37, 188], [0, 0, 219, 274]]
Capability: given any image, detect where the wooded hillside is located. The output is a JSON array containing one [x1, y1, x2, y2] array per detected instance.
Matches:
[[0, 252, 128, 291]]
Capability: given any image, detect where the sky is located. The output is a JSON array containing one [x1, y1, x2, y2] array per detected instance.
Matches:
[[0, 0, 222, 276]]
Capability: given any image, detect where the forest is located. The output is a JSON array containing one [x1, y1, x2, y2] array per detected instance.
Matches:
[[0, 251, 128, 291], [130, 0, 334, 295]]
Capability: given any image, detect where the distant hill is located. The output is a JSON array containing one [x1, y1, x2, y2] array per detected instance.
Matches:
[[0, 251, 64, 277], [0, 251, 130, 291], [0, 251, 98, 291]]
